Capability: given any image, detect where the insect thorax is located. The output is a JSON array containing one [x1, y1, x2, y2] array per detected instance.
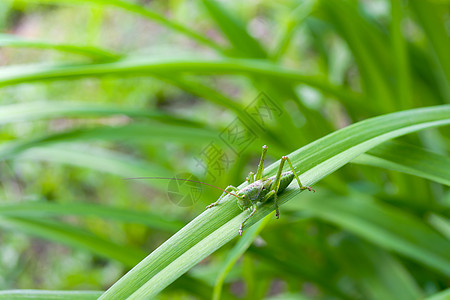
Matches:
[[237, 181, 263, 209], [236, 172, 295, 210]]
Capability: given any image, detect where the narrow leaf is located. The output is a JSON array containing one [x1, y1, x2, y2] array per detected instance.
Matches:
[[0, 33, 121, 61], [212, 214, 272, 300], [100, 105, 450, 299], [0, 290, 102, 300], [352, 141, 450, 186], [0, 202, 184, 232], [0, 216, 146, 267]]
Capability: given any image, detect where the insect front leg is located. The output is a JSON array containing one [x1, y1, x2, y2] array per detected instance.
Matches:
[[239, 204, 257, 236], [247, 172, 255, 184], [254, 145, 268, 181], [247, 145, 268, 184], [205, 185, 239, 209]]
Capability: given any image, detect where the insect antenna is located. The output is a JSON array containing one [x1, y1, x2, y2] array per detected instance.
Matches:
[[123, 177, 239, 199]]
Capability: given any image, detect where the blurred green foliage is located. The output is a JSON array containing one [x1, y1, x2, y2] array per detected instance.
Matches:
[[0, 0, 449, 299]]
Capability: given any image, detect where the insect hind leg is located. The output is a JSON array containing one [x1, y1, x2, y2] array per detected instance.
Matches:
[[284, 157, 315, 192], [271, 156, 287, 219], [271, 156, 315, 219]]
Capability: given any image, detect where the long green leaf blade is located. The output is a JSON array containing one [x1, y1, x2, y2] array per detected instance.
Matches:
[[0, 202, 183, 232], [300, 195, 450, 276], [100, 105, 450, 299], [0, 33, 121, 61], [212, 214, 272, 300], [0, 217, 145, 267], [335, 238, 423, 300], [0, 101, 194, 125], [17, 0, 222, 51], [353, 141, 450, 186], [201, 0, 266, 58], [0, 58, 361, 105], [0, 290, 102, 300]]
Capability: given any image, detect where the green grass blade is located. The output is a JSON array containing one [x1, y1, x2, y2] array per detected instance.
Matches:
[[428, 214, 450, 240], [125, 214, 251, 300], [335, 238, 423, 300], [212, 214, 272, 300], [202, 0, 334, 140], [0, 58, 361, 105], [0, 123, 219, 160], [410, 0, 450, 99], [200, 0, 266, 58], [271, 0, 316, 60], [319, 1, 394, 109], [11, 145, 172, 182], [301, 194, 450, 275], [0, 216, 146, 267], [0, 290, 102, 300], [0, 33, 121, 61], [18, 0, 222, 52], [99, 105, 450, 299], [390, 0, 412, 109], [132, 74, 288, 150], [426, 288, 450, 300], [352, 141, 450, 186], [248, 245, 349, 299], [0, 202, 184, 232], [0, 101, 196, 125]]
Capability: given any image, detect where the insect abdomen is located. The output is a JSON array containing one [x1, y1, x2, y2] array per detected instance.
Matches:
[[277, 172, 295, 194]]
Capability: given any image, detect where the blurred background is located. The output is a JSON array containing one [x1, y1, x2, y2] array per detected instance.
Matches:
[[0, 0, 449, 299]]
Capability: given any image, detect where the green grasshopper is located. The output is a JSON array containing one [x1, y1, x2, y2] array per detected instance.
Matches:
[[206, 145, 314, 235], [125, 145, 314, 235]]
